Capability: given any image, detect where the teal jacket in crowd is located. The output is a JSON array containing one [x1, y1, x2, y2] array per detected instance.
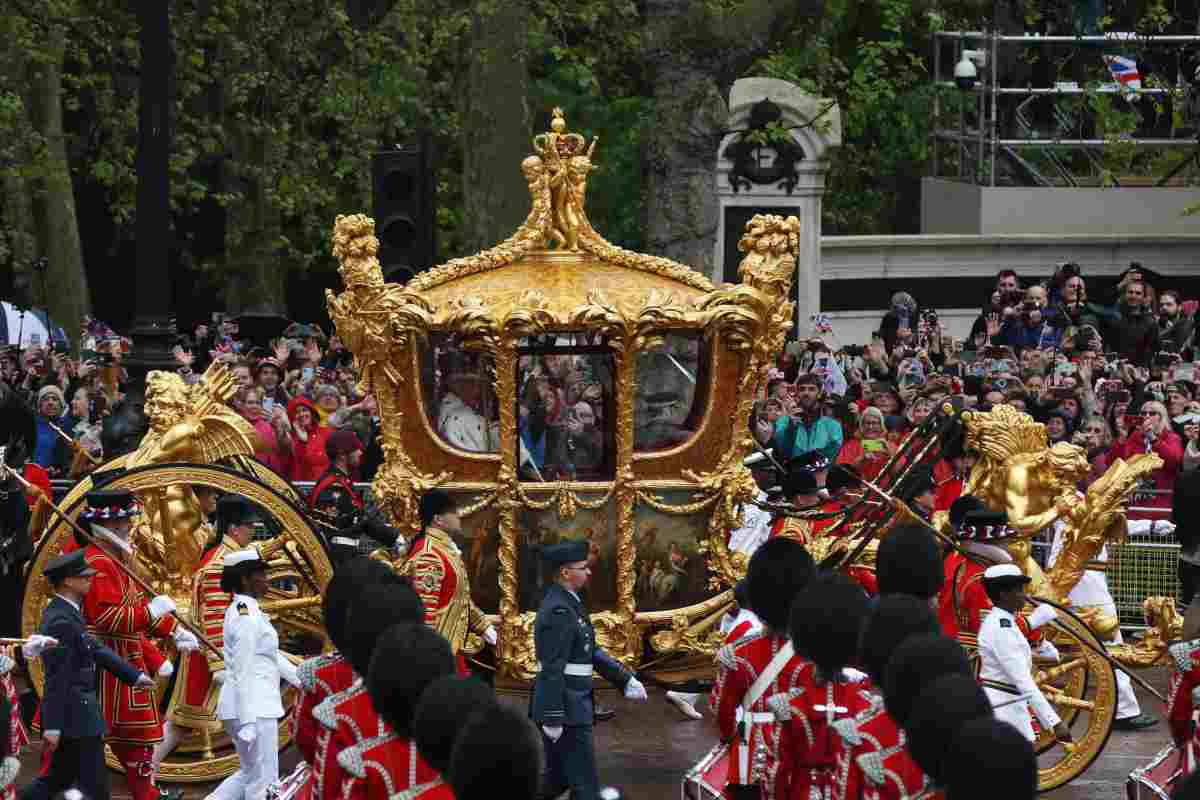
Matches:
[[770, 414, 843, 462]]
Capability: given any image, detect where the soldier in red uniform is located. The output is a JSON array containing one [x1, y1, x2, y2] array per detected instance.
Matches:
[[153, 496, 259, 777], [337, 623, 456, 800], [0, 646, 28, 800], [447, 705, 543, 800], [711, 538, 817, 799], [79, 490, 198, 800], [293, 559, 401, 800], [410, 675, 497, 800], [937, 497, 1055, 653], [772, 575, 875, 800], [400, 491, 495, 673], [312, 581, 425, 800], [1167, 635, 1200, 753], [308, 431, 363, 511], [837, 595, 940, 800], [769, 465, 822, 543]]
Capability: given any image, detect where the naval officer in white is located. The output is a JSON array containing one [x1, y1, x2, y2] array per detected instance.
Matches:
[[208, 549, 299, 800]]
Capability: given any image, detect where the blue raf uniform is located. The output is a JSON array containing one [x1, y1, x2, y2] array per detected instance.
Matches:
[[530, 540, 645, 800], [21, 550, 146, 800]]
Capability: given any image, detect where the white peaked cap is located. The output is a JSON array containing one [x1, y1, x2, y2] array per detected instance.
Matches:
[[983, 563, 1025, 581], [223, 548, 262, 568]]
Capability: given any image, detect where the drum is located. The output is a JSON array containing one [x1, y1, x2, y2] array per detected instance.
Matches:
[[1126, 743, 1192, 800], [682, 743, 730, 800], [267, 762, 311, 800]]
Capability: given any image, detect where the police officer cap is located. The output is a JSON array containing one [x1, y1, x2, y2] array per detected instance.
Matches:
[[44, 549, 98, 582], [217, 495, 260, 528], [542, 539, 589, 567]]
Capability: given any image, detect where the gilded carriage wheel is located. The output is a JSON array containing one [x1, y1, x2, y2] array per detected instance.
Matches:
[[1032, 607, 1117, 793], [21, 463, 332, 784]]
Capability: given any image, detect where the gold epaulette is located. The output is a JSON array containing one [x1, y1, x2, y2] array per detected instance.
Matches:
[[776, 517, 812, 544]]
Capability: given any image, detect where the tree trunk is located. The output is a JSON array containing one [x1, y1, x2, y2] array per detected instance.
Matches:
[[27, 24, 90, 346], [459, 0, 531, 255]]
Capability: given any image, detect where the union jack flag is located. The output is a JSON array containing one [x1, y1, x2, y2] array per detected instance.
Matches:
[[1103, 55, 1142, 93]]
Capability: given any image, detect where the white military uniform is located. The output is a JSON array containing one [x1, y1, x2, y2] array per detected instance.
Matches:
[[437, 392, 494, 452], [1046, 517, 1169, 720], [727, 490, 772, 558], [209, 592, 299, 800], [978, 605, 1061, 741]]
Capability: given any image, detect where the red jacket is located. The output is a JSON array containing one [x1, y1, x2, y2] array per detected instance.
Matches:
[[711, 633, 815, 794], [336, 732, 439, 800], [1107, 429, 1182, 518], [835, 701, 931, 800], [294, 654, 356, 800], [774, 677, 877, 800], [288, 396, 333, 482], [1167, 639, 1200, 746], [313, 683, 387, 800]]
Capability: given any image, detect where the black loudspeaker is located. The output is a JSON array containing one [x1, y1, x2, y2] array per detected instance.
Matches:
[[371, 134, 436, 283]]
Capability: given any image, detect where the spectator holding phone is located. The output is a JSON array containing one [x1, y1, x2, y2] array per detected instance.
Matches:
[[1158, 290, 1194, 355], [1177, 412, 1200, 473], [32, 385, 71, 475], [878, 292, 919, 356], [755, 373, 843, 463], [836, 406, 895, 479], [255, 356, 289, 407], [1108, 400, 1181, 517], [235, 387, 293, 477]]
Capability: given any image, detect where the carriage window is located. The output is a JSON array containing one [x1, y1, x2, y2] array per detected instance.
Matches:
[[634, 332, 707, 452], [516, 334, 615, 482], [420, 337, 499, 453]]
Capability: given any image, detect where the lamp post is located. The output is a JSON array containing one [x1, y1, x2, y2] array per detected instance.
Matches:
[[124, 0, 177, 389]]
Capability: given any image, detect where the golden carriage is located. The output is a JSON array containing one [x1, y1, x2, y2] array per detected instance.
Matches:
[[324, 108, 796, 684]]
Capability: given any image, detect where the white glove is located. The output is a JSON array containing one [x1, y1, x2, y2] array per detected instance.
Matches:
[[483, 626, 498, 646], [1034, 639, 1061, 663], [157, 661, 174, 679], [842, 668, 868, 684], [1027, 603, 1058, 630], [237, 723, 257, 744], [623, 676, 647, 701], [172, 628, 200, 653], [21, 634, 58, 659], [1154, 520, 1177, 536], [542, 725, 563, 742], [148, 595, 177, 620], [135, 673, 156, 689], [211, 669, 227, 685]]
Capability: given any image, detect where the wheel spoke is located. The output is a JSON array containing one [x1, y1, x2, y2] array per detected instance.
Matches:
[[1041, 687, 1095, 711]]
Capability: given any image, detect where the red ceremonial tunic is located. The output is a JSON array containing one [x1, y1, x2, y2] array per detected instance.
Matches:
[[772, 677, 877, 800], [169, 538, 234, 729], [313, 682, 386, 800], [938, 554, 1040, 648], [835, 700, 931, 800], [293, 654, 355, 800], [1167, 639, 1200, 749], [396, 779, 453, 800], [0, 654, 29, 800], [83, 543, 177, 745], [712, 633, 815, 797], [336, 732, 439, 800], [400, 528, 488, 673]]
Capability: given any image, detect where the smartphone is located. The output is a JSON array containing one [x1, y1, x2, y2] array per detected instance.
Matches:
[[302, 366, 315, 381], [862, 439, 886, 453], [263, 398, 275, 414], [1173, 363, 1196, 383]]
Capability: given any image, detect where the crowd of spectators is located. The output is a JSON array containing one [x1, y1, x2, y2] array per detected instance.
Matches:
[[8, 260, 1196, 522], [752, 262, 1195, 518]]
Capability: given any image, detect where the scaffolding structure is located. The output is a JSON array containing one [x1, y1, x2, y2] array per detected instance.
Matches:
[[931, 30, 1200, 187]]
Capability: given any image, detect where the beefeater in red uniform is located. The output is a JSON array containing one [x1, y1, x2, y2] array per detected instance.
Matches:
[[710, 539, 817, 799], [399, 492, 495, 675], [313, 580, 426, 800], [78, 490, 199, 800], [336, 625, 454, 800]]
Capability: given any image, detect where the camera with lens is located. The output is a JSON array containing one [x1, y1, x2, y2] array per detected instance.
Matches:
[[920, 308, 939, 327]]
